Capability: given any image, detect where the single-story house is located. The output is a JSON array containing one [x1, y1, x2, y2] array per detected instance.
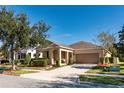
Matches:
[[14, 41, 111, 66]]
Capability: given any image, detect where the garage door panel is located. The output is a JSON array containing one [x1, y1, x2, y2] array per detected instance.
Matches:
[[76, 53, 99, 64]]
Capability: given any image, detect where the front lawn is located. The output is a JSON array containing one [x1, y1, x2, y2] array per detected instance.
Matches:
[[87, 62, 124, 75], [79, 75, 124, 85], [11, 70, 37, 76]]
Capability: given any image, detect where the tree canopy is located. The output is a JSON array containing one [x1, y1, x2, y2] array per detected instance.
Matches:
[[96, 31, 116, 49], [0, 6, 51, 69], [96, 31, 117, 56], [117, 25, 124, 57]]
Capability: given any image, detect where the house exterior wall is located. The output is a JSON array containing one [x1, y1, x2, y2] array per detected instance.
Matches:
[[39, 52, 43, 58], [105, 52, 111, 57], [74, 48, 101, 54], [99, 50, 111, 58]]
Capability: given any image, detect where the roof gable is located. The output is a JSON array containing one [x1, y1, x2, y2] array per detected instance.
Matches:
[[69, 41, 98, 49]]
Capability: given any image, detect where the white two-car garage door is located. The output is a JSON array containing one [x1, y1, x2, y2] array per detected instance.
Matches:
[[76, 53, 99, 64]]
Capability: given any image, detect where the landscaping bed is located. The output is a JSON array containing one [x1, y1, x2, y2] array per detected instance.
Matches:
[[86, 62, 124, 75], [79, 75, 124, 85], [0, 65, 37, 76], [2, 69, 37, 76], [0, 66, 10, 74], [19, 65, 54, 70]]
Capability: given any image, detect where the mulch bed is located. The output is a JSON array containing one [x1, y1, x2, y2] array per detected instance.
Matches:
[[2, 70, 15, 75]]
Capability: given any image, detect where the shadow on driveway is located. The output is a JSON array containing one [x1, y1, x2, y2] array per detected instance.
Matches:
[[71, 64, 96, 69]]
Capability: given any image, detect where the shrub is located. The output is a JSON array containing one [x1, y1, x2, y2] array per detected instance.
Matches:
[[119, 57, 124, 62], [25, 54, 31, 65], [100, 57, 111, 64], [31, 58, 48, 67], [109, 57, 113, 63], [19, 59, 25, 65], [100, 57, 104, 63], [56, 60, 60, 67], [105, 57, 110, 63], [118, 54, 124, 62], [68, 58, 74, 65], [14, 59, 20, 65]]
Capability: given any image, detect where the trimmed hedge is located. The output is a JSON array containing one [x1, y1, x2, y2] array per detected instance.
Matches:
[[0, 60, 9, 64], [31, 58, 49, 67]]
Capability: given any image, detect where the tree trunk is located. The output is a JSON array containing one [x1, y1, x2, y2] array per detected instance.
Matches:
[[103, 57, 106, 64], [35, 49, 39, 58], [10, 45, 16, 70]]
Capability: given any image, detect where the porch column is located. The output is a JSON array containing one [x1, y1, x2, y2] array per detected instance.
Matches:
[[49, 49, 54, 65], [58, 49, 61, 66], [66, 51, 69, 64], [13, 51, 16, 60], [71, 52, 74, 62]]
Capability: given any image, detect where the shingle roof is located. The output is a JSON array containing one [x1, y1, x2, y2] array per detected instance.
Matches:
[[69, 41, 99, 49], [38, 40, 73, 50], [48, 41, 73, 49]]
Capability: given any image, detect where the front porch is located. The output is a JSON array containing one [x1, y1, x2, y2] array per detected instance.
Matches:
[[42, 48, 74, 66]]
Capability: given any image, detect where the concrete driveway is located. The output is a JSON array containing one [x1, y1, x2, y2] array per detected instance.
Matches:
[[21, 64, 96, 82], [1, 64, 124, 88]]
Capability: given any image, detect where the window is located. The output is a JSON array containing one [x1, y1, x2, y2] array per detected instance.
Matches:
[[43, 51, 49, 58], [21, 53, 26, 59]]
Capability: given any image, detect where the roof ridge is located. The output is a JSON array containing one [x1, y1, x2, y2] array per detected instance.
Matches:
[[69, 41, 97, 46]]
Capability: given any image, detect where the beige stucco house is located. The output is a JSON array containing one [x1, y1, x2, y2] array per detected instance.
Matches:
[[15, 41, 111, 66], [37, 41, 111, 65]]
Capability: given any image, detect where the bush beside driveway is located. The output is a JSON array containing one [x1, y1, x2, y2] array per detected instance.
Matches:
[[86, 62, 124, 75]]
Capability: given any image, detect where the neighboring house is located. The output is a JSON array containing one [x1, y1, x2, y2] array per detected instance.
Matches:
[[14, 48, 42, 60], [15, 40, 111, 66]]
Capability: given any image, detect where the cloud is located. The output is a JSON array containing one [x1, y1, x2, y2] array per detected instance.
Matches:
[[62, 34, 72, 37], [50, 33, 72, 39]]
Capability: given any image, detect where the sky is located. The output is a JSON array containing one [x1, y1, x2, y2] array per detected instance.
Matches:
[[5, 5, 124, 45]]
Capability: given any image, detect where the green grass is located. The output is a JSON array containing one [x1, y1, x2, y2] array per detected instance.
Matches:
[[11, 70, 37, 76], [87, 62, 124, 75], [79, 75, 124, 85]]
